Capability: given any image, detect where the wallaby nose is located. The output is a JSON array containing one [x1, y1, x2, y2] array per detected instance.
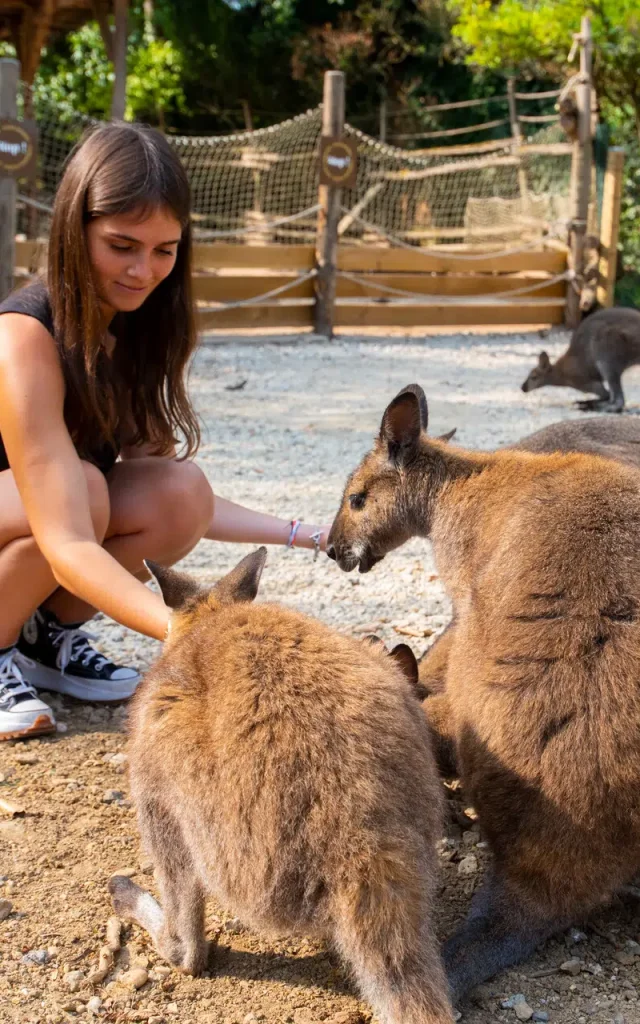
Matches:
[[326, 544, 337, 561], [521, 382, 528, 392]]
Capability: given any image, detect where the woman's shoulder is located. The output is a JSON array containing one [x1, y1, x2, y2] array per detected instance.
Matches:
[[0, 279, 53, 336]]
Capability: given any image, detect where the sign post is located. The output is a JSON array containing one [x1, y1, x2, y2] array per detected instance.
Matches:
[[0, 58, 19, 303], [314, 71, 354, 339]]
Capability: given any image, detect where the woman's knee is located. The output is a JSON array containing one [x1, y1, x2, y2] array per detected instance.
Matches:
[[82, 461, 111, 541], [143, 461, 213, 549]]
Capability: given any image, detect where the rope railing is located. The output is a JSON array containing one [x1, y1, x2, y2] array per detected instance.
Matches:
[[336, 268, 571, 304], [194, 204, 320, 241], [200, 268, 317, 311]]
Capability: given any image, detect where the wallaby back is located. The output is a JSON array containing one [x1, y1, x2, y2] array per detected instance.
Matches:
[[112, 552, 453, 1024]]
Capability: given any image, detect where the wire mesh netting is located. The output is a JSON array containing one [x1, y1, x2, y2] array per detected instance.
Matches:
[[17, 97, 572, 249]]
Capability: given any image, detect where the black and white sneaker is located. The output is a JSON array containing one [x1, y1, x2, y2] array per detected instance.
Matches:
[[19, 609, 141, 703], [0, 646, 56, 740]]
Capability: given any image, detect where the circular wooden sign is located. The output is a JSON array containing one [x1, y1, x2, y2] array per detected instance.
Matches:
[[319, 136, 358, 189], [0, 119, 37, 178]]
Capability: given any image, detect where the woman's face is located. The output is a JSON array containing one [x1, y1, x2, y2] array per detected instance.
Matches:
[[85, 206, 182, 317]]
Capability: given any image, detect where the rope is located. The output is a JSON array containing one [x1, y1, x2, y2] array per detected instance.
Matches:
[[194, 204, 320, 240], [336, 268, 571, 304], [17, 193, 53, 215], [202, 268, 317, 310], [392, 118, 510, 142], [339, 208, 562, 261], [172, 107, 321, 147], [514, 88, 562, 100]]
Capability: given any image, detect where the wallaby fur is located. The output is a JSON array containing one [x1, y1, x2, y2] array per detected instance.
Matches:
[[327, 385, 640, 1000], [521, 306, 640, 411], [109, 549, 454, 1024], [419, 414, 640, 776]]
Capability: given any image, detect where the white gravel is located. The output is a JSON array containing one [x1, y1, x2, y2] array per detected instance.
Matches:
[[94, 325, 640, 671]]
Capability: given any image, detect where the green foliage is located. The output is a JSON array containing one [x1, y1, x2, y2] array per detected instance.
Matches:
[[32, 18, 187, 126]]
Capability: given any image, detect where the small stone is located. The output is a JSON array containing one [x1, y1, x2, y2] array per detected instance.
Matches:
[[14, 753, 38, 765], [614, 1014, 626, 1024], [0, 899, 12, 921], [615, 951, 636, 966], [55, 722, 68, 733], [457, 854, 478, 876], [120, 967, 148, 989], [244, 1016, 259, 1024], [568, 928, 587, 944], [515, 1002, 534, 1022], [102, 790, 124, 804], [153, 965, 171, 978], [110, 752, 128, 766], [560, 958, 582, 975], [86, 995, 102, 1015], [140, 859, 154, 875], [625, 939, 640, 955], [166, 1004, 178, 1015], [502, 995, 527, 1009], [532, 1014, 549, 1023], [111, 867, 136, 879], [21, 949, 50, 966], [64, 970, 85, 993], [224, 917, 245, 933], [462, 829, 480, 847]]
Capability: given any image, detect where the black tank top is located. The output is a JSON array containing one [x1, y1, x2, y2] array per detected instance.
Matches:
[[0, 281, 119, 475]]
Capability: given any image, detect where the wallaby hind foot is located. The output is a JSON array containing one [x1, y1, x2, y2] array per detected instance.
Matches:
[[109, 875, 211, 976], [443, 871, 563, 1003]]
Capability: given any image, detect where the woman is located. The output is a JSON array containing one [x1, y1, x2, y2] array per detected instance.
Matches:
[[0, 121, 327, 741]]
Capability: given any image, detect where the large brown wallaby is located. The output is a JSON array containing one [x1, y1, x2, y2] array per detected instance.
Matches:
[[327, 384, 640, 1002], [419, 414, 640, 776], [108, 548, 454, 1024], [521, 306, 640, 411]]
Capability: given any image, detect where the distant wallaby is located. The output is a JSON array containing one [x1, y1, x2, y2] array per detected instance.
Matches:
[[419, 414, 640, 776], [327, 384, 640, 1001], [109, 549, 453, 1024], [521, 306, 640, 411]]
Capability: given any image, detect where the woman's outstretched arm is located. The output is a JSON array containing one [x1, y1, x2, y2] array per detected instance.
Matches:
[[204, 495, 329, 551]]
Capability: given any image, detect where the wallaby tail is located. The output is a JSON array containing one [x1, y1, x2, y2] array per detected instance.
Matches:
[[331, 851, 454, 1024]]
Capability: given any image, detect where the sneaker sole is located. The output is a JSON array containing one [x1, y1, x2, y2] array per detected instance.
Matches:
[[27, 663, 140, 703], [0, 713, 56, 741]]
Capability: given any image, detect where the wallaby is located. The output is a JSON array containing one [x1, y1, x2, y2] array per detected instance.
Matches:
[[521, 306, 640, 411], [419, 414, 640, 776], [327, 384, 640, 1002], [108, 549, 454, 1024]]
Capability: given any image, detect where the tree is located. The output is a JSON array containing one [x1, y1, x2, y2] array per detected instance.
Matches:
[[450, 0, 640, 139]]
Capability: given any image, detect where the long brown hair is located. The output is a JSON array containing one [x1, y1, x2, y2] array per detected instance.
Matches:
[[48, 121, 199, 459]]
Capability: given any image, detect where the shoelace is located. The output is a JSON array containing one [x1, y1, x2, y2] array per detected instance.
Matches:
[[49, 625, 110, 675], [0, 648, 37, 700]]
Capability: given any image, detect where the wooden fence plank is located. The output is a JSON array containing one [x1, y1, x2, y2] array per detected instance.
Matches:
[[193, 243, 315, 271], [337, 248, 567, 275]]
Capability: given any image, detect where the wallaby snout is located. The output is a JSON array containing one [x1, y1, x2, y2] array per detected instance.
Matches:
[[119, 552, 454, 1023]]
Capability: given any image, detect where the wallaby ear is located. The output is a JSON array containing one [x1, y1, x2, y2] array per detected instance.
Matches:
[[144, 560, 203, 611], [389, 643, 419, 689], [362, 634, 386, 650], [437, 427, 456, 443], [214, 547, 267, 604], [380, 384, 428, 463], [538, 351, 551, 370]]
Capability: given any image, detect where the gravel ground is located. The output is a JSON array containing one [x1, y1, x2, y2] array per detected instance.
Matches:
[[3, 325, 640, 1024]]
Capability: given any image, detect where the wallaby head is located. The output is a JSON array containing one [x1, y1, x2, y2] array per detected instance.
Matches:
[[327, 384, 457, 574], [145, 547, 267, 642], [521, 350, 553, 392]]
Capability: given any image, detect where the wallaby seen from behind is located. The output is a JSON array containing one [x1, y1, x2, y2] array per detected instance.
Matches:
[[521, 306, 640, 411], [109, 548, 454, 1024], [327, 384, 640, 1001]]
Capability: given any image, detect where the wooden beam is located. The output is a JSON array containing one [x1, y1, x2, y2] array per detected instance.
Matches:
[[314, 70, 345, 338], [111, 0, 128, 120], [332, 299, 565, 328], [192, 243, 315, 271], [597, 147, 625, 308], [566, 15, 593, 327], [0, 58, 18, 302], [337, 248, 567, 275]]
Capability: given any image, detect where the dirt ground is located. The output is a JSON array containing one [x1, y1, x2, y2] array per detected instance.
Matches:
[[3, 327, 640, 1024]]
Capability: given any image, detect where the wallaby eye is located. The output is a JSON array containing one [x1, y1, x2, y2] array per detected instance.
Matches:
[[349, 492, 366, 511]]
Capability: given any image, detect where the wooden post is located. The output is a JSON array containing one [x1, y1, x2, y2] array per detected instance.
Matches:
[[507, 77, 528, 203], [314, 71, 345, 339], [596, 147, 625, 308], [566, 15, 593, 327], [379, 97, 388, 143], [240, 100, 253, 132], [0, 58, 18, 303], [111, 0, 128, 121]]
